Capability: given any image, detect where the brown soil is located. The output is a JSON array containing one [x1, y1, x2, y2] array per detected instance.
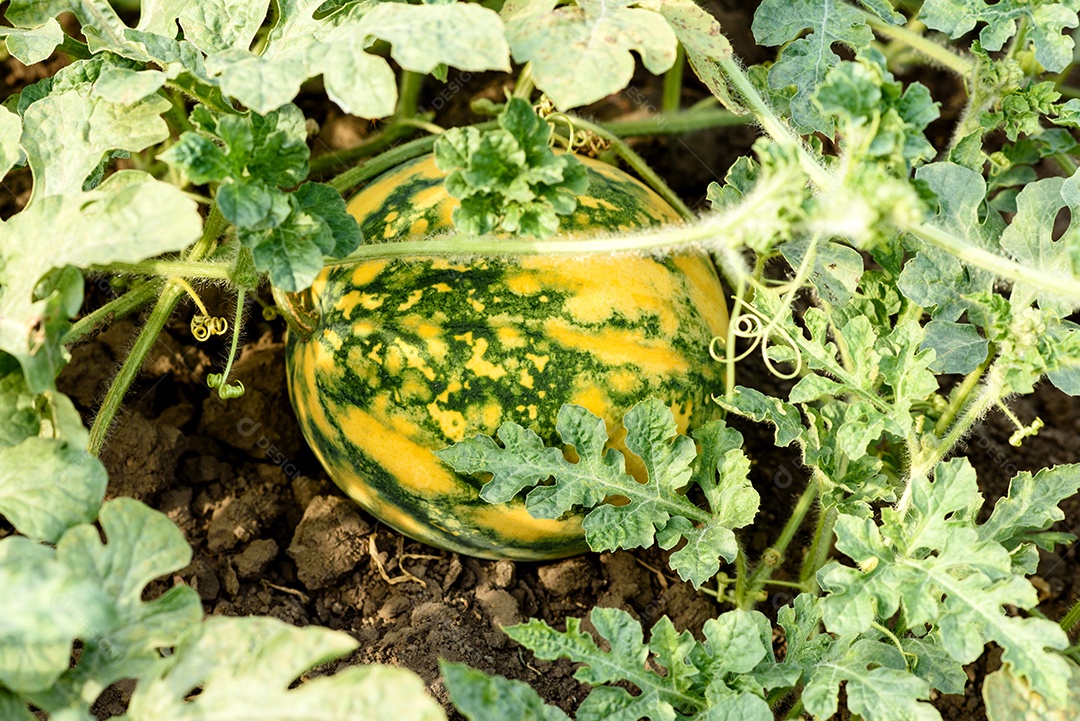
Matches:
[[8, 2, 1080, 718]]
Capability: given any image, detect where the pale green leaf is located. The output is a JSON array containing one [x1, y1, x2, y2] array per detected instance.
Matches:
[[0, 106, 23, 185], [653, 0, 732, 63], [1000, 172, 1080, 317], [90, 68, 167, 105], [803, 639, 939, 721], [48, 500, 203, 699], [0, 19, 65, 65], [781, 238, 864, 305], [898, 163, 1003, 320], [177, 0, 272, 54], [0, 439, 106, 543], [921, 320, 988, 374], [979, 465, 1080, 551], [701, 610, 770, 676], [21, 60, 171, 199], [752, 0, 874, 131], [442, 662, 570, 721], [0, 537, 115, 694], [506, 0, 677, 110], [984, 664, 1080, 721], [919, 0, 1080, 72], [125, 616, 445, 721], [0, 171, 201, 392], [715, 386, 803, 447]]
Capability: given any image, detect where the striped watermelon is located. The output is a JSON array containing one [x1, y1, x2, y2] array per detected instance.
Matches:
[[282, 154, 728, 559]]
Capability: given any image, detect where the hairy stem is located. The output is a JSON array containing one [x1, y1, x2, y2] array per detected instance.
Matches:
[[933, 350, 993, 436], [65, 280, 164, 347], [662, 46, 685, 113], [87, 207, 227, 455], [740, 481, 819, 609], [860, 11, 975, 77], [798, 499, 837, 589], [1060, 597, 1080, 634], [604, 108, 748, 136], [90, 259, 233, 280], [566, 115, 694, 219]]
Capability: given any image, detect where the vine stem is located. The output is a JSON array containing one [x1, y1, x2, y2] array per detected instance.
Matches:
[[859, 10, 975, 77], [933, 350, 993, 436], [564, 115, 694, 219], [739, 481, 819, 609], [1060, 596, 1080, 634], [87, 207, 227, 456], [662, 46, 685, 113], [798, 501, 837, 589], [65, 280, 164, 347], [897, 376, 1001, 514], [91, 259, 232, 280], [905, 221, 1080, 304]]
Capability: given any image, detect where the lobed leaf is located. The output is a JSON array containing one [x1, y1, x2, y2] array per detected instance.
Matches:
[[123, 616, 445, 720], [442, 661, 571, 721]]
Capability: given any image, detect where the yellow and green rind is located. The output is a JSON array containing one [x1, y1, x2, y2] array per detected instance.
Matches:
[[284, 155, 729, 559]]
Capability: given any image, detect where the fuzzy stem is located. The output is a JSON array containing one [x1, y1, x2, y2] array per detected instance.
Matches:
[[799, 500, 837, 589], [1060, 597, 1080, 634], [65, 280, 164, 347], [860, 11, 975, 77], [934, 351, 993, 436], [87, 207, 227, 455], [603, 108, 749, 136], [662, 46, 685, 113], [714, 55, 832, 188], [90, 259, 233, 280], [906, 220, 1080, 304], [566, 115, 694, 219], [211, 289, 246, 395], [513, 62, 536, 100], [740, 481, 819, 609]]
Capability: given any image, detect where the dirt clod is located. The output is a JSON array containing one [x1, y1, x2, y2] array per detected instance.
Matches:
[[287, 495, 371, 590], [235, 539, 280, 579]]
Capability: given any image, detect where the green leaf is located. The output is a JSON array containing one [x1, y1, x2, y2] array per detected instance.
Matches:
[[919, 0, 1080, 72], [803, 638, 939, 721], [506, 0, 677, 110], [999, 173, 1080, 317], [0, 439, 105, 543], [124, 616, 445, 720], [752, 0, 875, 131], [820, 458, 1073, 705], [441, 661, 570, 721], [0, 690, 34, 721], [20, 58, 171, 199], [43, 500, 203, 704], [171, 0, 271, 55], [205, 1, 509, 116], [780, 238, 864, 305], [898, 163, 1003, 320], [921, 320, 989, 374], [440, 399, 754, 587], [979, 465, 1080, 555], [0, 536, 115, 694], [714, 386, 803, 447], [0, 171, 201, 392], [0, 19, 65, 65], [291, 182, 363, 258]]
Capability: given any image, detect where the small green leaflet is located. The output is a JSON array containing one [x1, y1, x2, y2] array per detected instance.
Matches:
[[433, 97, 588, 238], [0, 171, 201, 393], [441, 661, 571, 721], [919, 0, 1080, 73], [0, 18, 65, 65], [161, 105, 360, 291], [502, 607, 776, 721], [438, 398, 758, 588], [819, 458, 1076, 705], [123, 616, 446, 721]]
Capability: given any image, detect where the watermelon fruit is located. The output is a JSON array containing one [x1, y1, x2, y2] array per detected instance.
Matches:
[[280, 154, 729, 560]]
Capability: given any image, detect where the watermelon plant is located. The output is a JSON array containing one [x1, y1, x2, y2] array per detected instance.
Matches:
[[1, 0, 1080, 720]]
